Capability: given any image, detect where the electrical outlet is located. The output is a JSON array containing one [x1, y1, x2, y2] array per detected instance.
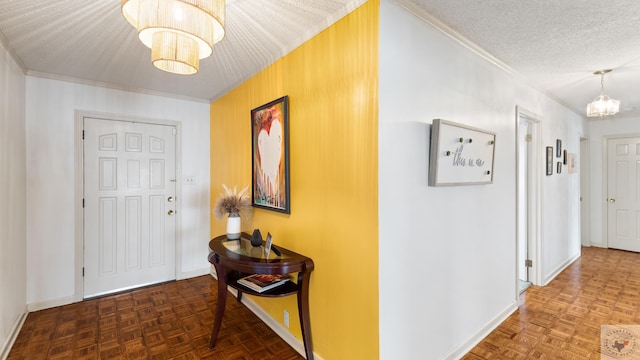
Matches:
[[284, 310, 289, 328], [184, 176, 195, 185]]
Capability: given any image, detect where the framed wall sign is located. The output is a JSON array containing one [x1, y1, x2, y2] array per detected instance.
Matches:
[[428, 119, 496, 186], [251, 96, 290, 214]]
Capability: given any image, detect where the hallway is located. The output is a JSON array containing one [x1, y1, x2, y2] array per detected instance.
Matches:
[[465, 246, 640, 359]]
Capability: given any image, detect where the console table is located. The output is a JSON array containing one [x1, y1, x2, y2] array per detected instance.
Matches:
[[208, 233, 315, 360]]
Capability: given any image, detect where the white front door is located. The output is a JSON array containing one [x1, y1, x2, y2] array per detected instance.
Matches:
[[607, 137, 640, 252], [83, 117, 176, 298]]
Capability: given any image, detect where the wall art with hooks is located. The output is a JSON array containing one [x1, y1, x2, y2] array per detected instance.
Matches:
[[428, 119, 496, 186]]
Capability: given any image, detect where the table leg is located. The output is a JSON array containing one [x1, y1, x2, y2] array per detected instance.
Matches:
[[209, 264, 228, 349], [297, 271, 314, 360]]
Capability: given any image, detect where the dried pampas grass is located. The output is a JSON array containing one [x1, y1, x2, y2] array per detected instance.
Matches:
[[213, 184, 252, 220]]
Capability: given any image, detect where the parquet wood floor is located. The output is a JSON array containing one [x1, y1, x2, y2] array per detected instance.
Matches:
[[7, 275, 303, 360], [464, 246, 640, 359]]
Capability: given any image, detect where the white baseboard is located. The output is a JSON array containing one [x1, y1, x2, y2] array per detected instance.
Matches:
[[27, 295, 75, 312], [443, 302, 518, 360], [590, 243, 607, 249], [543, 251, 581, 286], [177, 267, 210, 280], [208, 272, 322, 360], [0, 307, 28, 360]]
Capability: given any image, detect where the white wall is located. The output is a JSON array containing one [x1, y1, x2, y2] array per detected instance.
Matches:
[[588, 116, 640, 247], [0, 42, 27, 356], [25, 77, 211, 308], [378, 1, 585, 359]]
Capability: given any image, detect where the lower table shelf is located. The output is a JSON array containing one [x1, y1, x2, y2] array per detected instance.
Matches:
[[227, 270, 299, 297]]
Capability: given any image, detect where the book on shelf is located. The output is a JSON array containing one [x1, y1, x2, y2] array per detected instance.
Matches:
[[237, 273, 291, 293]]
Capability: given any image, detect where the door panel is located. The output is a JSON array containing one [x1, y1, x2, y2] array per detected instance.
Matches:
[[84, 118, 176, 298], [608, 137, 640, 252]]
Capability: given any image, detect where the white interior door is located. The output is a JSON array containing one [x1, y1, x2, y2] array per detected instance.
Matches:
[[517, 120, 530, 283], [607, 137, 640, 252], [515, 107, 541, 288], [84, 117, 176, 298]]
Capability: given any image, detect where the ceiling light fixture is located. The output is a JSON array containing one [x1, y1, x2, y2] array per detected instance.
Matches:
[[121, 0, 225, 75], [586, 69, 620, 117]]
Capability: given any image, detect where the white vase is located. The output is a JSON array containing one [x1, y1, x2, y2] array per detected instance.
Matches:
[[226, 213, 241, 239]]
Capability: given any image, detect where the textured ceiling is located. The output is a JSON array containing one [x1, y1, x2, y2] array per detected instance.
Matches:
[[403, 0, 640, 118], [0, 0, 639, 118]]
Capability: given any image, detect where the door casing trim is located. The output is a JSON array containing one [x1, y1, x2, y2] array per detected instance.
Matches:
[[515, 106, 543, 297], [74, 110, 183, 302]]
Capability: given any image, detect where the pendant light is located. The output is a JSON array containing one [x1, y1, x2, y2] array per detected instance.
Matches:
[[586, 69, 620, 117], [122, 0, 225, 75]]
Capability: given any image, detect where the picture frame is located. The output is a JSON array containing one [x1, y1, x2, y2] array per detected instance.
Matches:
[[251, 96, 290, 214], [556, 139, 562, 158], [568, 153, 577, 173], [428, 119, 496, 186], [546, 146, 553, 175], [557, 161, 562, 174], [563, 149, 567, 164], [264, 232, 273, 259]]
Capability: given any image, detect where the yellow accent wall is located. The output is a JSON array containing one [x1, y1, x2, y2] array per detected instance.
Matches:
[[210, 1, 379, 359]]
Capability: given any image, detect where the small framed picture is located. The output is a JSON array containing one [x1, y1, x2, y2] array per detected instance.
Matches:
[[568, 153, 577, 173], [264, 232, 273, 259], [556, 139, 562, 158], [546, 146, 553, 176], [557, 161, 562, 174], [563, 150, 567, 165]]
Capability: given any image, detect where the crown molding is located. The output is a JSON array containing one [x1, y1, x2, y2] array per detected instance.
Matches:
[[0, 30, 27, 74], [392, 0, 583, 118], [26, 70, 210, 104]]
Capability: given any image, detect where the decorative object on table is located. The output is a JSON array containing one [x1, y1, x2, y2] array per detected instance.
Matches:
[[213, 184, 252, 240], [226, 213, 241, 239], [250, 228, 263, 247], [263, 232, 281, 258], [586, 69, 620, 117], [556, 139, 562, 158], [546, 146, 553, 176], [237, 273, 291, 293], [428, 119, 496, 186], [557, 161, 562, 174], [251, 96, 291, 214]]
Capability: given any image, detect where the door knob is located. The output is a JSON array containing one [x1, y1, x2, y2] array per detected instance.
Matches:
[[168, 210, 174, 215], [168, 196, 174, 202], [609, 198, 616, 203]]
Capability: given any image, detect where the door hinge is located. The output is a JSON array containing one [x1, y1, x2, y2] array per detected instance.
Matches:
[[525, 259, 533, 268], [525, 134, 532, 142], [83, 199, 85, 208], [82, 267, 85, 277], [82, 130, 85, 140]]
